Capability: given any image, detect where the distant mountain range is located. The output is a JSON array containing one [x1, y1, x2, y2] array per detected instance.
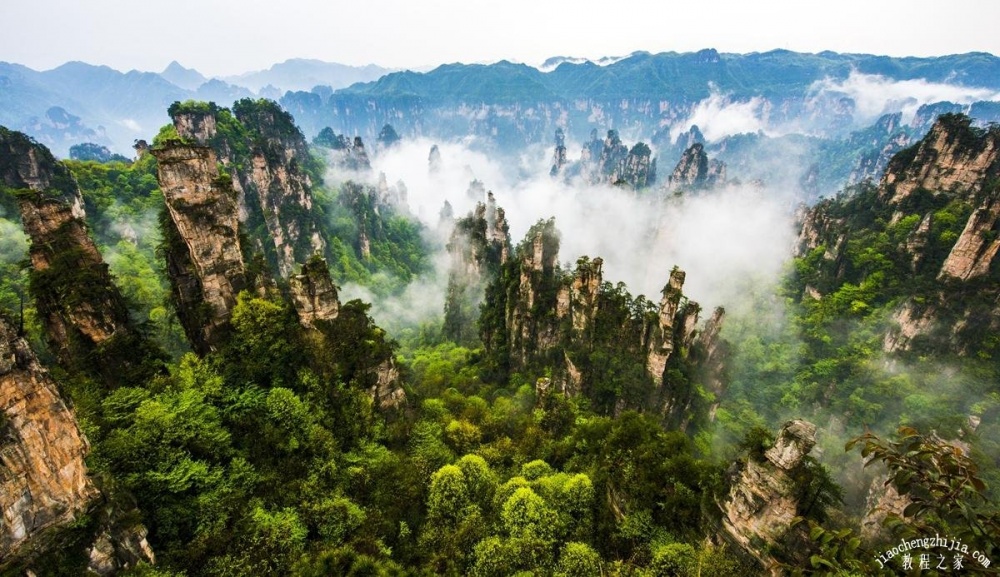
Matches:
[[2, 49, 999, 195], [221, 58, 395, 93], [0, 58, 394, 156]]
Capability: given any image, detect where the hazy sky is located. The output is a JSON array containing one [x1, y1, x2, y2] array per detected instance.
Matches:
[[3, 0, 999, 76]]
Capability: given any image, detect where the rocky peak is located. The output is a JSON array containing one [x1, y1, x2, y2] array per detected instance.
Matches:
[[764, 419, 817, 470], [168, 100, 327, 278], [376, 172, 409, 210], [481, 220, 726, 423], [0, 127, 84, 216], [668, 143, 725, 190], [444, 192, 512, 343], [1, 129, 161, 382], [882, 113, 1000, 206], [600, 129, 629, 178], [550, 128, 567, 176], [720, 419, 818, 574], [614, 142, 656, 189], [643, 268, 727, 429], [233, 98, 311, 162], [428, 144, 442, 174], [173, 109, 218, 144], [563, 256, 603, 338], [573, 129, 656, 188], [152, 143, 247, 353], [645, 268, 685, 383], [797, 115, 1000, 356], [350, 136, 371, 171], [484, 192, 509, 255]]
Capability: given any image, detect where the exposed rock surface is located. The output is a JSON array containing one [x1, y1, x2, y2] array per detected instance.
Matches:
[[938, 197, 1000, 280], [289, 258, 407, 409], [85, 515, 156, 576], [795, 114, 1000, 355], [668, 143, 725, 189], [370, 359, 406, 411], [1, 129, 162, 382], [720, 420, 817, 575], [881, 114, 999, 206], [289, 257, 340, 328], [152, 144, 247, 353], [502, 220, 562, 368], [444, 191, 511, 344], [571, 129, 656, 188], [313, 128, 372, 172], [170, 100, 326, 278], [480, 219, 725, 424], [860, 473, 911, 543], [645, 268, 685, 382], [549, 128, 568, 176], [0, 315, 97, 562]]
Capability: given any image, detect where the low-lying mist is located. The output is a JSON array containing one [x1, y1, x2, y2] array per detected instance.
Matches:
[[808, 70, 1000, 126], [338, 138, 799, 338]]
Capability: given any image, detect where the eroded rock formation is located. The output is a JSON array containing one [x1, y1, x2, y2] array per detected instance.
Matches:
[[170, 100, 326, 278], [1, 128, 163, 383], [480, 219, 726, 424], [881, 114, 999, 207], [444, 191, 511, 344], [289, 258, 406, 410], [668, 143, 725, 190], [152, 144, 248, 353], [289, 257, 340, 328], [550, 128, 568, 176], [0, 315, 97, 562], [795, 114, 1000, 355], [571, 129, 656, 188], [721, 420, 817, 575]]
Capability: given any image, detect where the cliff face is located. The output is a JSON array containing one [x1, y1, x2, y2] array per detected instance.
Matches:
[[289, 257, 341, 329], [720, 420, 817, 575], [313, 129, 373, 172], [289, 258, 406, 410], [1, 129, 162, 384], [0, 314, 154, 576], [444, 192, 511, 344], [0, 315, 97, 562], [152, 144, 248, 353], [156, 104, 408, 409], [645, 269, 685, 382], [795, 114, 1000, 355], [480, 219, 726, 424], [502, 220, 563, 369], [170, 100, 326, 278], [881, 114, 999, 207]]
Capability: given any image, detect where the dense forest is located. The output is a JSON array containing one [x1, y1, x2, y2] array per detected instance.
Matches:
[[0, 99, 998, 577]]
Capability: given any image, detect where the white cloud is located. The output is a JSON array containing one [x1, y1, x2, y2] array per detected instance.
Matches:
[[118, 118, 142, 132], [808, 71, 1000, 125], [670, 91, 771, 143], [364, 137, 796, 324]]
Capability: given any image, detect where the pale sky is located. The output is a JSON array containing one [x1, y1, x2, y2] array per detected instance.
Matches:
[[2, 0, 999, 76]]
